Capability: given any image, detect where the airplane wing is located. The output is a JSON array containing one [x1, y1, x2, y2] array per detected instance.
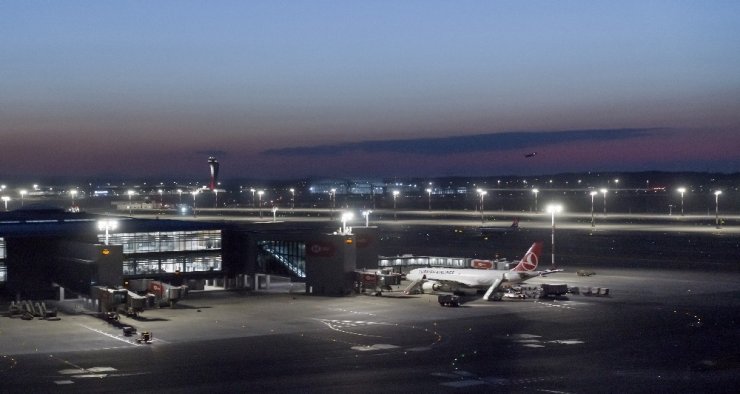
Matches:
[[539, 269, 564, 276]]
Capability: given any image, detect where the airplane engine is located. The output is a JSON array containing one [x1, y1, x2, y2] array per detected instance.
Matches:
[[421, 282, 446, 293]]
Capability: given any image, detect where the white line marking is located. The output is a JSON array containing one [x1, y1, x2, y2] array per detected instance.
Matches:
[[78, 324, 140, 346], [441, 380, 486, 388]]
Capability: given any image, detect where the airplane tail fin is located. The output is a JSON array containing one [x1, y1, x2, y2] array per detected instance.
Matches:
[[510, 218, 519, 228], [511, 242, 543, 272]]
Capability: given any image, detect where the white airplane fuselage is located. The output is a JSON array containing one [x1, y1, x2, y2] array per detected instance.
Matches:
[[403, 242, 553, 297], [406, 267, 530, 290]]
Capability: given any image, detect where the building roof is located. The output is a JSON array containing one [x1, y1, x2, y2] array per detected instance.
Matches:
[[0, 209, 224, 237]]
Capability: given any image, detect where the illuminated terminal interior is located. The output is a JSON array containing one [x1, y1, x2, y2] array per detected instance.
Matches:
[[96, 230, 223, 276], [379, 255, 469, 268]]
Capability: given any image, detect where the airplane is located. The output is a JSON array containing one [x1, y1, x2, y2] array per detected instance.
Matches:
[[524, 152, 537, 158], [479, 218, 519, 235], [403, 241, 562, 300]]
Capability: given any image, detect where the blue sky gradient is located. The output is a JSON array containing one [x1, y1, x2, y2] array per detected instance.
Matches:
[[1, 1, 739, 179]]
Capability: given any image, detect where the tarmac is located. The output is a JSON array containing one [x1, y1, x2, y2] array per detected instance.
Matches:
[[1, 268, 738, 393]]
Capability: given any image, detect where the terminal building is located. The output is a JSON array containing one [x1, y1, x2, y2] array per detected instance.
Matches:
[[0, 206, 379, 300]]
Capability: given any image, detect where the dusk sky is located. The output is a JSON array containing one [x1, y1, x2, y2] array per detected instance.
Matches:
[[2, 1, 739, 180]]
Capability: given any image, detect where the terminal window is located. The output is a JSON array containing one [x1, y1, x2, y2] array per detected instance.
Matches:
[[123, 254, 222, 276], [98, 230, 222, 254]]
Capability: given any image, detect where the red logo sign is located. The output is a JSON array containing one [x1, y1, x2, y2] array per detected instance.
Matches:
[[307, 241, 336, 257], [355, 234, 374, 248], [471, 259, 494, 269]]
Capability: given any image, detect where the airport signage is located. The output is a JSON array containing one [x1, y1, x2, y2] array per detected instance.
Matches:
[[307, 241, 335, 257], [355, 234, 374, 248], [470, 259, 493, 269]]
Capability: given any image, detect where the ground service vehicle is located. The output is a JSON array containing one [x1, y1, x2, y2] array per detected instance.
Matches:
[[438, 294, 461, 307]]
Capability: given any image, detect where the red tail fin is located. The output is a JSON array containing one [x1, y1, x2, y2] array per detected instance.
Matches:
[[511, 242, 543, 272], [510, 218, 519, 228]]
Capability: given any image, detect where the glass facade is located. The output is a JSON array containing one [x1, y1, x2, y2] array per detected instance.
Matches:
[[98, 230, 221, 254], [123, 255, 222, 276], [257, 240, 306, 277], [97, 230, 223, 276], [379, 255, 469, 268]]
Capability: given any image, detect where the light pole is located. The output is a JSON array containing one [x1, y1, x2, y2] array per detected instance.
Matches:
[[477, 189, 487, 223], [19, 189, 27, 207], [714, 190, 722, 229], [290, 188, 295, 209], [214, 189, 219, 208], [192, 190, 199, 217], [272, 206, 278, 222], [392, 190, 399, 220], [70, 189, 78, 208], [426, 188, 432, 210], [258, 190, 264, 218], [546, 204, 563, 268], [600, 188, 608, 216], [127, 189, 135, 215], [177, 189, 183, 205], [362, 210, 372, 227], [532, 188, 539, 212], [1, 196, 10, 211], [341, 211, 353, 234], [330, 188, 336, 212], [677, 187, 686, 216], [97, 219, 118, 245], [590, 191, 598, 227], [250, 188, 256, 208]]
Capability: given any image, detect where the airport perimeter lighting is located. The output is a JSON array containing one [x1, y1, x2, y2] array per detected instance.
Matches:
[[714, 190, 722, 228], [70, 189, 78, 207], [546, 204, 563, 268], [677, 187, 686, 216], [532, 188, 539, 212], [272, 206, 278, 222], [258, 190, 264, 218], [341, 211, 354, 234], [426, 188, 432, 210], [1, 196, 9, 211], [600, 188, 608, 216], [589, 191, 598, 227], [290, 188, 295, 209], [192, 189, 199, 217], [97, 219, 118, 245], [362, 210, 372, 227], [127, 189, 135, 215], [477, 189, 488, 223], [19, 189, 27, 207]]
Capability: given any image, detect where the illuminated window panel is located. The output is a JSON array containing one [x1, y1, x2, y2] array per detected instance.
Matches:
[[97, 230, 222, 255]]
